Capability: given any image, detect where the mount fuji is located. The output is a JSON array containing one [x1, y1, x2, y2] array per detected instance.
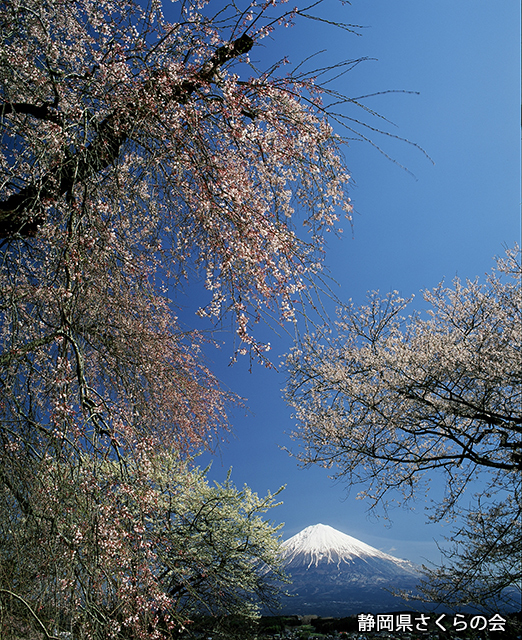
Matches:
[[278, 523, 423, 616]]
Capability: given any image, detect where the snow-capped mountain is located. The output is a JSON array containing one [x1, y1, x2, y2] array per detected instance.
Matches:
[[278, 524, 422, 616], [282, 523, 418, 576]]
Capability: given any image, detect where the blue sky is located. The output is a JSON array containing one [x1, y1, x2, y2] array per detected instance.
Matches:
[[173, 1, 520, 565]]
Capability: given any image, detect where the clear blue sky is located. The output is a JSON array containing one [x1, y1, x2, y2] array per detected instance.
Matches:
[[172, 1, 520, 565]]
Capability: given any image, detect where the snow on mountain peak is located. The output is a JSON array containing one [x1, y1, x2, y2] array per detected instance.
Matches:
[[282, 523, 417, 572], [283, 523, 387, 560]]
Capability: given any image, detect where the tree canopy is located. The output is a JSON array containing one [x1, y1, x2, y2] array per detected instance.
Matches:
[[0, 0, 354, 354], [0, 0, 359, 635], [285, 246, 521, 611], [0, 0, 356, 466]]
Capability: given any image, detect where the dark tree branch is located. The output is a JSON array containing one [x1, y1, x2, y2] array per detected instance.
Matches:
[[0, 101, 62, 125]]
